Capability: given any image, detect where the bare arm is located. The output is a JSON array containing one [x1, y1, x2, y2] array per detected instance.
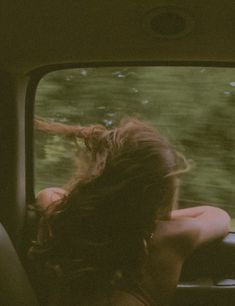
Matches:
[[142, 206, 230, 303], [170, 206, 231, 247], [34, 117, 106, 138], [35, 117, 81, 136], [36, 187, 68, 212]]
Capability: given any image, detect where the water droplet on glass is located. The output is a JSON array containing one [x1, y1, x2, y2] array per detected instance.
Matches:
[[141, 100, 149, 105], [103, 119, 113, 126], [65, 75, 73, 81], [80, 69, 88, 76], [112, 71, 121, 75], [131, 88, 139, 93], [117, 73, 125, 78], [60, 117, 69, 123], [107, 112, 115, 117], [127, 72, 137, 76], [229, 82, 235, 87]]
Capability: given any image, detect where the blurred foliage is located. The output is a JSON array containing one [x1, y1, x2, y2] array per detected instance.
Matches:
[[35, 67, 235, 216]]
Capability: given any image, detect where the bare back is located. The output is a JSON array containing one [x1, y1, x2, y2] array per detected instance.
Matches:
[[35, 189, 230, 306]]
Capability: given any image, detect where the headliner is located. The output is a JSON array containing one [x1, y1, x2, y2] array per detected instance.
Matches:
[[1, 0, 235, 73]]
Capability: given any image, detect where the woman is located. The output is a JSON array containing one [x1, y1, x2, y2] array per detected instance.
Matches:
[[31, 118, 230, 305]]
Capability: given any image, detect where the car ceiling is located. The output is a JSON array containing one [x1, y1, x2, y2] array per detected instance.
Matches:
[[1, 0, 235, 74]]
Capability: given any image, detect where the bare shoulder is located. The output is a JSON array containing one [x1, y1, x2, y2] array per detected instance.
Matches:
[[141, 219, 196, 304], [141, 207, 230, 303], [36, 187, 68, 211]]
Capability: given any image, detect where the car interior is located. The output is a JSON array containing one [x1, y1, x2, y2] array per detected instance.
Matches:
[[0, 1, 235, 305]]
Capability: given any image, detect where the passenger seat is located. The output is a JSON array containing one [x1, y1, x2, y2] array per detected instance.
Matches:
[[0, 223, 39, 306]]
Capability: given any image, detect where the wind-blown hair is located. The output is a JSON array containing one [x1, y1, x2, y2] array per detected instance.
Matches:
[[31, 118, 188, 303]]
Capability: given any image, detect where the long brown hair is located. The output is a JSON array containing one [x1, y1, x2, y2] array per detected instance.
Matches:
[[31, 118, 188, 302]]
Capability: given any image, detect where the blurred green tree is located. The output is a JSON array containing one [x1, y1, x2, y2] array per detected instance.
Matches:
[[35, 67, 235, 215]]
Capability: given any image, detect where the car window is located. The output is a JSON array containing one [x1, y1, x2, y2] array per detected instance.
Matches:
[[34, 66, 235, 226]]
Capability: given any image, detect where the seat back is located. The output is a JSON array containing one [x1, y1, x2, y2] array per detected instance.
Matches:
[[0, 223, 39, 306]]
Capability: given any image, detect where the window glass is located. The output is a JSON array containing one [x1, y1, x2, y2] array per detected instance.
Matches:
[[35, 67, 235, 222]]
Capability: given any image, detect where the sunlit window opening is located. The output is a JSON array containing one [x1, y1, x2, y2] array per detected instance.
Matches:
[[34, 67, 235, 225]]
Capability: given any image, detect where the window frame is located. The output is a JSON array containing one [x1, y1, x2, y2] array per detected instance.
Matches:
[[26, 60, 235, 209]]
